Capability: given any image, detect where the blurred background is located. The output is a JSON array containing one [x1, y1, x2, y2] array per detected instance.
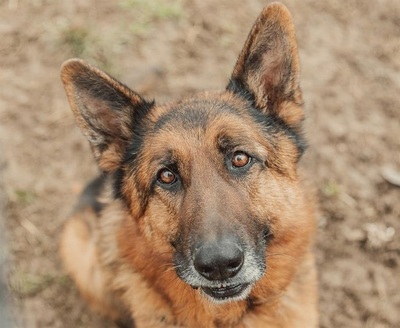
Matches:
[[0, 0, 399, 327]]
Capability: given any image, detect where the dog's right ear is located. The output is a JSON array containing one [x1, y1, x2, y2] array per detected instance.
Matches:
[[227, 3, 303, 130], [61, 59, 153, 172]]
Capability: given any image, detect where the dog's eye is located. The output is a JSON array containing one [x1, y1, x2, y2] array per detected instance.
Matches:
[[231, 151, 251, 168], [157, 168, 177, 185]]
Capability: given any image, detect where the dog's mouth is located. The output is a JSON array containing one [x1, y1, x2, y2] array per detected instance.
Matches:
[[199, 283, 251, 301]]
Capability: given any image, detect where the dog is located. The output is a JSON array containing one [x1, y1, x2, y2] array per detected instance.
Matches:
[[60, 2, 318, 327]]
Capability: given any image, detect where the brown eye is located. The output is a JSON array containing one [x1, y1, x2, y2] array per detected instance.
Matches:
[[232, 152, 251, 168], [157, 168, 176, 185]]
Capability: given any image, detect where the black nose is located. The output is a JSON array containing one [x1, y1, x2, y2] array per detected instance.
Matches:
[[193, 241, 244, 281]]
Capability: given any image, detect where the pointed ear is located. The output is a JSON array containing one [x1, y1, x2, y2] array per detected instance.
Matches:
[[227, 3, 303, 128], [61, 59, 153, 172]]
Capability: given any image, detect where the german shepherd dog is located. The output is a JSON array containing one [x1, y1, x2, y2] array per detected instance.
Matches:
[[60, 3, 318, 327]]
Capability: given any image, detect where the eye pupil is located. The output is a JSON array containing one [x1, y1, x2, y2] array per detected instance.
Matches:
[[232, 152, 250, 168], [158, 168, 176, 185]]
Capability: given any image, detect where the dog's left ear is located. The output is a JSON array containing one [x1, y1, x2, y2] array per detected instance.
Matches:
[[227, 3, 303, 129]]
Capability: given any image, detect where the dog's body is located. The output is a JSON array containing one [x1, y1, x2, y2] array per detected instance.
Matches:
[[60, 3, 318, 327]]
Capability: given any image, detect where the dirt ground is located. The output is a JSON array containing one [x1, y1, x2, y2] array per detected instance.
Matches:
[[1, 0, 399, 327]]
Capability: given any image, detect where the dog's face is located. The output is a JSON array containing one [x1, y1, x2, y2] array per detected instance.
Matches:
[[61, 3, 310, 304], [123, 94, 306, 303]]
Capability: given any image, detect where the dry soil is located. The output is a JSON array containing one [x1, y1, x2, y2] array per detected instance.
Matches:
[[1, 0, 399, 327]]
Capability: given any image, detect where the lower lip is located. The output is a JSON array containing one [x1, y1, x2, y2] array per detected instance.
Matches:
[[201, 283, 250, 300]]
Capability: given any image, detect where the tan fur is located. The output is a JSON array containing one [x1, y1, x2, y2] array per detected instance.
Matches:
[[60, 207, 131, 322], [60, 3, 318, 327]]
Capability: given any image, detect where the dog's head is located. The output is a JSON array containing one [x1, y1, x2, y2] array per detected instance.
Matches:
[[61, 3, 312, 304]]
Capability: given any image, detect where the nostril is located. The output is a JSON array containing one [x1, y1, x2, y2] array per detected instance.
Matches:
[[194, 256, 215, 279], [227, 257, 243, 270], [196, 264, 213, 275]]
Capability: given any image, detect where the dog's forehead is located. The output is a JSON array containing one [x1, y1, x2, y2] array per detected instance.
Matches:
[[144, 94, 262, 151], [152, 93, 251, 132]]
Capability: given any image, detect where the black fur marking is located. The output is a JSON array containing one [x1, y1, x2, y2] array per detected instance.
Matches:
[[153, 110, 178, 131], [113, 131, 146, 200], [74, 69, 135, 111], [115, 315, 135, 328], [128, 99, 155, 131], [226, 79, 307, 159], [246, 296, 260, 311], [113, 167, 126, 200], [245, 42, 271, 76], [226, 78, 254, 104], [76, 175, 106, 215], [248, 107, 307, 159], [153, 104, 212, 132], [113, 100, 155, 200]]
